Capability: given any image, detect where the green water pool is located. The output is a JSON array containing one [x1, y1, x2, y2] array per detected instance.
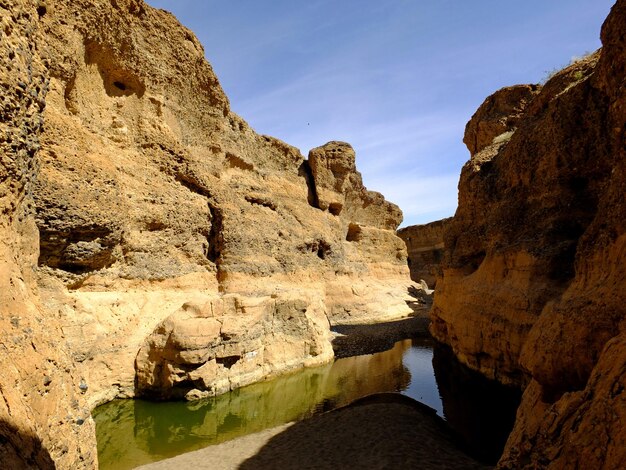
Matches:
[[93, 337, 440, 469]]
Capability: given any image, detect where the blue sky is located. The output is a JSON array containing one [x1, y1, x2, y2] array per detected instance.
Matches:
[[146, 0, 614, 227]]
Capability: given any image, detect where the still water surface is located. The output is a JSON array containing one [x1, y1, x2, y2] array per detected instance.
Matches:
[[94, 338, 439, 469], [94, 336, 520, 469]]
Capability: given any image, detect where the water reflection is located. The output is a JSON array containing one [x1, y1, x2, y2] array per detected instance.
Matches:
[[94, 339, 426, 470], [94, 337, 519, 469], [402, 337, 443, 414], [432, 343, 522, 464]]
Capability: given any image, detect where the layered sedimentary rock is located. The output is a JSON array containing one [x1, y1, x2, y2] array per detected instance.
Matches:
[[135, 294, 332, 400], [431, 53, 603, 386], [308, 141, 403, 229], [433, 1, 626, 468], [32, 0, 416, 405], [0, 0, 417, 466], [0, 1, 96, 467], [397, 218, 450, 288]]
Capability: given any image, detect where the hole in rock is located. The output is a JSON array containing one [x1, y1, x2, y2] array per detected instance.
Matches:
[[346, 223, 362, 242], [84, 41, 146, 98], [245, 196, 277, 211], [328, 202, 342, 216], [298, 239, 331, 260], [567, 176, 588, 195], [216, 356, 241, 369], [316, 241, 331, 260], [38, 226, 117, 273], [227, 153, 254, 171], [467, 250, 486, 274]]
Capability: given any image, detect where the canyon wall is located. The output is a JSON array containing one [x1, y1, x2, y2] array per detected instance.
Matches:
[[0, 1, 96, 467], [397, 218, 450, 288], [432, 1, 626, 468], [0, 0, 418, 466], [35, 0, 417, 403]]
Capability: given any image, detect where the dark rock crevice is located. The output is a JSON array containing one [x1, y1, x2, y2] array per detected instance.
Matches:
[[346, 223, 362, 242], [244, 195, 277, 211], [37, 225, 119, 273], [298, 160, 320, 209], [174, 173, 225, 281], [84, 40, 146, 98], [298, 239, 332, 260], [216, 355, 241, 369], [206, 201, 223, 266]]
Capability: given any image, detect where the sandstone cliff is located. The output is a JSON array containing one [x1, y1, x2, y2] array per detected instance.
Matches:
[[397, 218, 450, 288], [0, 1, 96, 467], [1, 0, 418, 466], [432, 1, 626, 468], [35, 0, 417, 402]]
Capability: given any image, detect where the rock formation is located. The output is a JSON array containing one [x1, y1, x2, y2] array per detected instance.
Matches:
[[0, 0, 418, 466], [96, 340, 414, 469], [0, 1, 97, 467], [432, 1, 626, 468], [35, 0, 417, 400], [135, 294, 333, 400], [397, 218, 450, 288]]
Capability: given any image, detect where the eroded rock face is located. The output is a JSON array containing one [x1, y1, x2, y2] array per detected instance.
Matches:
[[29, 0, 417, 409], [463, 85, 540, 157], [433, 1, 626, 468], [308, 141, 403, 229], [135, 294, 333, 400], [0, 1, 96, 467], [0, 0, 419, 465], [397, 218, 450, 288], [431, 47, 604, 386]]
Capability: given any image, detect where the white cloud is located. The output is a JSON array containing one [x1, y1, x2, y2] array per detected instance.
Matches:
[[146, 0, 612, 228]]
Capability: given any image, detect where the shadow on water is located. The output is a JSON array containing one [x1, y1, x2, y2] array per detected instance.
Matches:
[[238, 394, 488, 470], [94, 334, 521, 469], [93, 340, 415, 470], [433, 343, 522, 464]]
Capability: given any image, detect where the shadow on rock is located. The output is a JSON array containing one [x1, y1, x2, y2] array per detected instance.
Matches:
[[331, 315, 430, 358], [0, 419, 55, 470]]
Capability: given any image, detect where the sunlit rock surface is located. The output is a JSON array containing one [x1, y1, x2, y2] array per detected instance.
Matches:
[[0, 1, 97, 467], [32, 0, 417, 405], [0, 0, 419, 466]]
